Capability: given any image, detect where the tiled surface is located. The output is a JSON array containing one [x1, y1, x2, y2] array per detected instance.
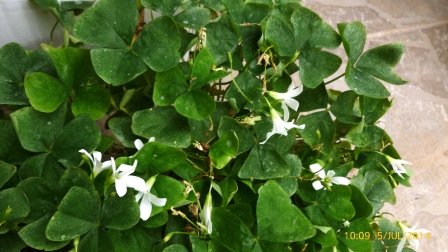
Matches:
[[301, 1, 448, 251], [1, 1, 447, 251]]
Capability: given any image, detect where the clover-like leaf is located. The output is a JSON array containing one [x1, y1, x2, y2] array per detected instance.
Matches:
[[132, 107, 191, 148], [132, 142, 186, 174], [297, 111, 335, 155], [205, 14, 239, 65], [299, 51, 342, 88], [209, 131, 239, 169], [153, 65, 188, 106], [338, 22, 366, 63], [72, 84, 111, 120], [134, 16, 181, 72], [238, 144, 290, 179], [174, 7, 210, 30], [330, 90, 362, 124], [0, 43, 29, 105], [141, 0, 183, 16], [257, 180, 316, 243], [100, 188, 140, 230], [46, 187, 100, 241], [174, 90, 216, 120]]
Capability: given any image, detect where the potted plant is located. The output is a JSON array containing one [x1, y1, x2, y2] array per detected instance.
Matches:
[[0, 0, 429, 251]]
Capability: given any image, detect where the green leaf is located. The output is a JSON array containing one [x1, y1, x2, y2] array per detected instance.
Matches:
[[153, 65, 188, 106], [0, 43, 26, 84], [351, 170, 396, 216], [17, 178, 58, 224], [297, 111, 335, 155], [291, 6, 341, 50], [0, 161, 16, 189], [58, 168, 96, 198], [163, 244, 188, 252], [100, 188, 140, 230], [90, 48, 147, 86], [346, 125, 392, 150], [0, 120, 32, 165], [51, 114, 101, 168], [72, 84, 111, 120], [265, 13, 295, 56], [359, 96, 393, 125], [257, 180, 316, 242], [108, 117, 138, 148], [18, 214, 69, 251], [48, 47, 93, 88], [337, 22, 366, 63], [226, 203, 254, 228], [73, 0, 137, 48], [205, 14, 239, 65], [24, 72, 71, 113], [141, 0, 183, 16], [188, 102, 231, 143], [25, 49, 57, 77], [210, 208, 255, 251], [174, 90, 216, 120], [377, 217, 403, 250], [139, 210, 169, 228], [132, 106, 191, 148], [356, 42, 407, 84], [349, 185, 373, 220], [78, 227, 114, 252], [0, 231, 27, 252], [345, 61, 391, 99], [217, 116, 255, 154], [0, 43, 28, 105], [10, 103, 66, 152], [19, 154, 64, 186], [224, 72, 262, 113], [109, 227, 152, 251], [317, 185, 355, 221], [190, 48, 214, 88], [337, 218, 373, 252], [153, 175, 187, 212], [209, 131, 239, 169], [238, 144, 290, 179], [134, 16, 181, 72], [218, 178, 238, 207], [330, 90, 362, 124], [0, 188, 29, 223], [133, 142, 186, 174], [297, 84, 328, 113], [174, 7, 210, 30], [46, 187, 100, 241], [299, 51, 342, 88], [200, 0, 225, 12]]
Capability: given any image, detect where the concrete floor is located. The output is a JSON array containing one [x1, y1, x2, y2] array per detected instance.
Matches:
[[300, 0, 448, 251], [1, 0, 447, 251]]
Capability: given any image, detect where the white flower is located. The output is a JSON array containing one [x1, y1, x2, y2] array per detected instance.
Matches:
[[310, 163, 351, 190], [135, 175, 167, 221], [267, 83, 303, 121], [110, 158, 145, 197], [385, 155, 411, 179], [134, 137, 155, 150], [79, 149, 111, 178], [397, 222, 430, 252], [260, 108, 305, 144], [200, 190, 213, 235], [343, 220, 350, 227]]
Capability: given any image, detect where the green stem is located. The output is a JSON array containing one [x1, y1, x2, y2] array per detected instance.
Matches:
[[324, 73, 345, 85], [49, 20, 59, 46], [267, 51, 299, 82], [227, 52, 255, 106]]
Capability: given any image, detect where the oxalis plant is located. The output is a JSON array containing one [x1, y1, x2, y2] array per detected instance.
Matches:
[[0, 0, 431, 251]]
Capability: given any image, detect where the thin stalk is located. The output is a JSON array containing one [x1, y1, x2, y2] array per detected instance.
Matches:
[[324, 73, 345, 85]]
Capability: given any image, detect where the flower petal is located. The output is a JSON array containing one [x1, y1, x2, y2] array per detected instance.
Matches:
[[124, 176, 146, 192], [312, 181, 324, 190], [331, 176, 351, 185], [148, 193, 167, 207], [281, 102, 290, 122], [115, 179, 128, 197], [139, 195, 153, 221], [327, 170, 336, 178], [134, 139, 144, 150], [317, 170, 326, 179], [284, 98, 299, 112], [149, 137, 155, 142], [79, 149, 94, 163], [310, 163, 322, 173]]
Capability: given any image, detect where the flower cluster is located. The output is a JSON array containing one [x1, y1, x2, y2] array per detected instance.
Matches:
[[261, 83, 305, 144], [80, 145, 166, 221], [310, 163, 351, 190]]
